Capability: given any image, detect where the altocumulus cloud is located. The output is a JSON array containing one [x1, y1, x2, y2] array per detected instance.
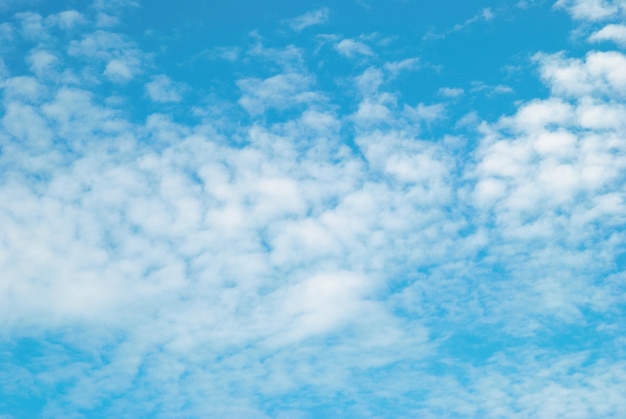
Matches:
[[1, 0, 626, 417]]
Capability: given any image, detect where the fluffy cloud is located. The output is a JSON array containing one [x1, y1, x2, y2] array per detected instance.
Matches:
[[1, 1, 626, 417], [237, 72, 323, 114], [467, 46, 626, 336], [554, 0, 626, 20], [589, 23, 626, 46], [46, 10, 86, 29], [438, 87, 465, 97], [68, 30, 145, 82]]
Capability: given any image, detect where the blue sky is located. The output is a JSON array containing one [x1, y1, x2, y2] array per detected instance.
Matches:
[[1, 0, 626, 417]]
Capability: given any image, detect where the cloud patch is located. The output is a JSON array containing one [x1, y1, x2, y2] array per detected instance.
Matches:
[[555, 0, 626, 20], [289, 7, 329, 31], [145, 75, 183, 103], [335, 38, 374, 58], [589, 23, 626, 46], [1, 1, 626, 417]]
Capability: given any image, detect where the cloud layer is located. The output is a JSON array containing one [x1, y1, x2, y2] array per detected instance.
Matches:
[[1, 1, 626, 417]]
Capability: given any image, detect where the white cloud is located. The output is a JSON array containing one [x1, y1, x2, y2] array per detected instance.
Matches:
[[355, 67, 384, 95], [68, 31, 129, 59], [15, 12, 45, 40], [467, 46, 626, 334], [1, 3, 626, 417], [0, 58, 7, 82], [270, 271, 375, 344], [453, 7, 495, 30], [46, 10, 86, 29], [104, 58, 132, 81], [405, 102, 446, 122], [95, 12, 119, 27], [248, 42, 305, 72], [335, 38, 374, 58], [425, 7, 496, 40], [27, 50, 58, 78], [493, 84, 514, 94], [208, 46, 240, 61], [237, 72, 322, 115], [2, 101, 52, 148], [416, 352, 626, 417], [92, 0, 139, 12], [145, 75, 183, 103], [0, 22, 13, 43], [438, 87, 465, 97], [2, 76, 46, 103], [589, 23, 626, 46], [68, 30, 145, 82], [384, 57, 420, 77], [353, 98, 393, 124], [0, 0, 38, 11], [535, 50, 626, 97], [0, 34, 455, 414], [289, 7, 329, 31], [554, 0, 626, 20]]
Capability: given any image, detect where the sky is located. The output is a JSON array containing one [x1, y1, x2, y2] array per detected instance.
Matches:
[[1, 0, 626, 417]]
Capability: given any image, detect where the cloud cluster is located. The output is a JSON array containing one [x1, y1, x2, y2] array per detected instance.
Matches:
[[555, 0, 626, 20], [1, 1, 626, 417], [468, 50, 626, 333]]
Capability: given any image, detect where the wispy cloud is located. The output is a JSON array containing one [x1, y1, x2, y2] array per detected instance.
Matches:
[[589, 23, 626, 46], [236, 72, 323, 114], [424, 7, 495, 40], [453, 7, 494, 31], [335, 38, 374, 58], [554, 0, 626, 20], [384, 57, 420, 77], [46, 9, 86, 29], [288, 7, 330, 31], [438, 86, 465, 97], [68, 30, 146, 82], [145, 75, 184, 103], [471, 81, 514, 95]]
